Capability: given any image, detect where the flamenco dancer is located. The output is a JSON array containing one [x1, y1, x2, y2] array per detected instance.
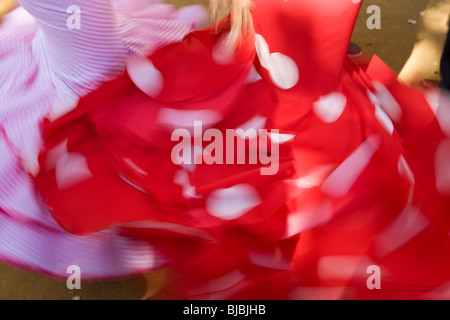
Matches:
[[0, 0, 207, 280], [35, 0, 450, 299]]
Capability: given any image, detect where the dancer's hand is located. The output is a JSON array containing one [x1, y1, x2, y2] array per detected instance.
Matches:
[[20, 143, 40, 178]]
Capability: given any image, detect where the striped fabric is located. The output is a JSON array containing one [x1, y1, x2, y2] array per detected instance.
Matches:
[[0, 0, 207, 279]]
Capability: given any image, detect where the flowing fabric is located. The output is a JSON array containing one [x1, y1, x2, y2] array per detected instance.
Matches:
[[0, 0, 207, 279], [35, 0, 449, 298]]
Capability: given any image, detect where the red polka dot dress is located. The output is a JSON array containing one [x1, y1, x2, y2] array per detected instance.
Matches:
[[34, 0, 450, 299]]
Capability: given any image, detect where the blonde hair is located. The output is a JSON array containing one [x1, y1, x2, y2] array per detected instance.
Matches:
[[210, 0, 253, 45]]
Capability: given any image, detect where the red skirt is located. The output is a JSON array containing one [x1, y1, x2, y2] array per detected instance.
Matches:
[[34, 16, 450, 299]]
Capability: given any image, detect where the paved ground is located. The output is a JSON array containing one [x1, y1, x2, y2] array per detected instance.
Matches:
[[0, 0, 449, 300]]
